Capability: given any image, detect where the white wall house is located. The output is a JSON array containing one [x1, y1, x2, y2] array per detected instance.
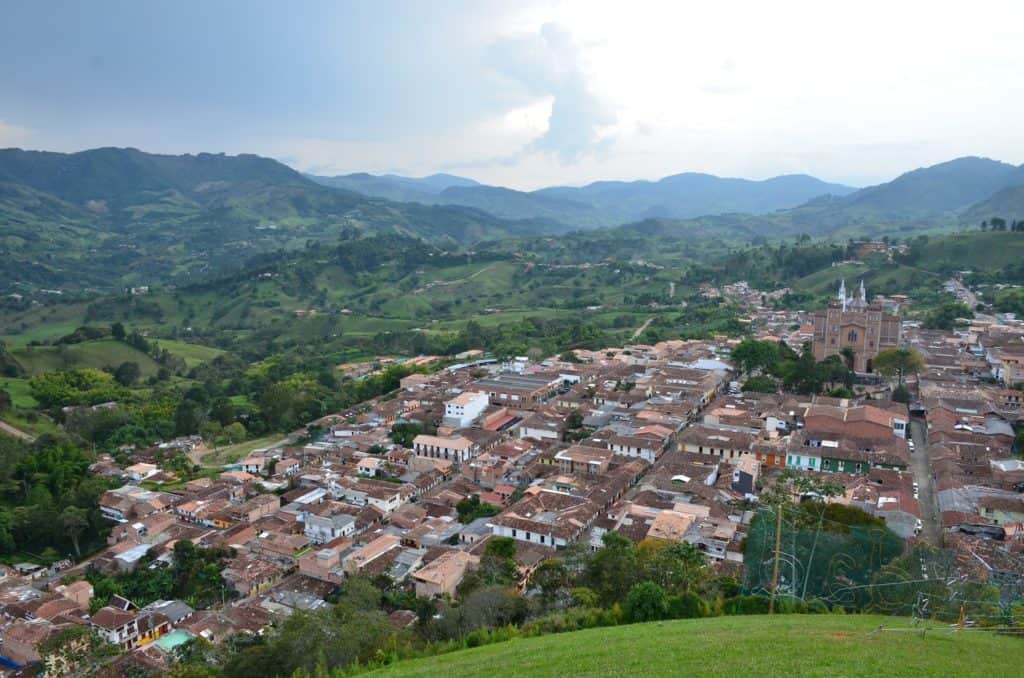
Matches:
[[305, 514, 356, 544], [444, 391, 489, 428]]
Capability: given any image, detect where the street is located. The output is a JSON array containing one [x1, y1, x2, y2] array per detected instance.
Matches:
[[909, 418, 942, 546]]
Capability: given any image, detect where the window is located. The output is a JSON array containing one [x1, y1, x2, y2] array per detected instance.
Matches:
[[512, 529, 517, 538], [526, 532, 532, 541], [847, 329, 858, 342], [540, 535, 546, 544]]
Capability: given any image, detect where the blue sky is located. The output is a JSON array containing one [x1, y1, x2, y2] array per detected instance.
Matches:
[[1, 1, 1022, 189]]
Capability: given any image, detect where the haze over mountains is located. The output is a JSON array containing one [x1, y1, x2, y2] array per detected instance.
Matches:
[[1, 147, 1023, 292]]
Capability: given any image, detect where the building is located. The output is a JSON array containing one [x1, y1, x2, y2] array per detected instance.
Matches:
[[812, 280, 901, 372], [304, 513, 356, 544], [444, 391, 489, 428], [471, 374, 560, 407], [412, 434, 479, 464], [411, 550, 479, 598]]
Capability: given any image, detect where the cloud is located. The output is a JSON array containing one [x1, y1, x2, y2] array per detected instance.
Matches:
[[487, 23, 616, 162]]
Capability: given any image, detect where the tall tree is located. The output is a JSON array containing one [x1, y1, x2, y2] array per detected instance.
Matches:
[[872, 348, 924, 387]]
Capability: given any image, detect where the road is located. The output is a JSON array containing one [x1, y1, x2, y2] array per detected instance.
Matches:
[[0, 420, 35, 442], [944, 277, 978, 309], [909, 418, 942, 546]]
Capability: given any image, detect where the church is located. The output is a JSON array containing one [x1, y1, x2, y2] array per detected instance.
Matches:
[[811, 280, 901, 372]]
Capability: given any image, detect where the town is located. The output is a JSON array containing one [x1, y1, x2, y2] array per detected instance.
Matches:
[[1, 277, 1022, 674]]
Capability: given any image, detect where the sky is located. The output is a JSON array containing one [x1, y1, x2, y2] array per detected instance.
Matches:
[[1, 0, 1022, 190]]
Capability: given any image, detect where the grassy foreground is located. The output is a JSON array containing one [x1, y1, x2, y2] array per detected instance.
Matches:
[[369, 615, 1021, 677]]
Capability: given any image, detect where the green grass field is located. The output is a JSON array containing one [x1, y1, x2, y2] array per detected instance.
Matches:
[[368, 615, 1021, 677], [0, 378, 38, 408], [195, 434, 287, 467], [153, 338, 225, 368], [8, 339, 162, 377]]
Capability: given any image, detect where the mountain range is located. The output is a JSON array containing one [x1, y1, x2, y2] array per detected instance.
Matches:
[[2, 147, 1023, 292], [309, 171, 859, 227]]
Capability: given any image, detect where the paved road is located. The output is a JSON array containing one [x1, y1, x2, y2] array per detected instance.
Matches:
[[0, 420, 35, 442], [909, 418, 942, 546]]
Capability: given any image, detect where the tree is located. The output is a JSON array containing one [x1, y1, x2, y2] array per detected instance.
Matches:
[[742, 375, 778, 393], [624, 581, 670, 622], [872, 348, 924, 387], [839, 346, 856, 371], [0, 389, 11, 414], [923, 301, 972, 330], [566, 409, 584, 429], [60, 506, 89, 557], [731, 339, 779, 377], [113, 361, 141, 387], [110, 322, 126, 341]]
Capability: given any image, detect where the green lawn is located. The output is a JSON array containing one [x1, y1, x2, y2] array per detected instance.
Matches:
[[368, 615, 1021, 677], [9, 339, 162, 377], [196, 435, 287, 468], [0, 378, 38, 408], [152, 338, 225, 368], [1, 409, 61, 438]]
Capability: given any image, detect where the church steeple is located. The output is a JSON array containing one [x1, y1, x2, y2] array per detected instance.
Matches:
[[838, 279, 847, 311], [859, 279, 867, 306]]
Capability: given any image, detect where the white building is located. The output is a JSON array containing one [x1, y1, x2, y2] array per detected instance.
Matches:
[[444, 391, 489, 428], [304, 514, 356, 544], [413, 434, 479, 464]]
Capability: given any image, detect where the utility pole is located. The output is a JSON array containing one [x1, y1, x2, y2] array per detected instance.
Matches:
[[769, 503, 783, 614]]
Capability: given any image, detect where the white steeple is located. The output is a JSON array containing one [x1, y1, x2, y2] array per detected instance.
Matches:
[[839, 279, 847, 311], [859, 279, 867, 306]]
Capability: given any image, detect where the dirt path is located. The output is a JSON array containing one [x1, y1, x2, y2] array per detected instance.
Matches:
[[0, 420, 35, 442], [631, 317, 654, 340]]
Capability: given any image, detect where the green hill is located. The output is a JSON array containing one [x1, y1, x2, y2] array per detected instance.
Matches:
[[8, 339, 162, 377], [369, 615, 1019, 677], [0, 147, 554, 292]]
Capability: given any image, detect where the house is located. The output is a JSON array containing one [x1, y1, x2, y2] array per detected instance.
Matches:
[[343, 535, 402, 575], [298, 545, 349, 584], [90, 606, 140, 650], [412, 551, 479, 598], [679, 425, 753, 463], [125, 463, 160, 482], [444, 391, 489, 427], [554, 445, 614, 476], [304, 513, 357, 544], [471, 374, 560, 407], [489, 490, 599, 548], [731, 454, 760, 497], [221, 557, 285, 596], [607, 434, 663, 463], [978, 496, 1024, 525], [99, 485, 176, 523], [413, 434, 479, 464], [55, 580, 94, 610], [239, 456, 267, 475], [229, 494, 281, 523]]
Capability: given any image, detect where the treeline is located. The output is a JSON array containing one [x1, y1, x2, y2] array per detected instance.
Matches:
[[979, 217, 1024, 232]]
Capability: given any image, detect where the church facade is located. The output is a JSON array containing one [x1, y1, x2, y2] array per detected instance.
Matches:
[[811, 280, 901, 372]]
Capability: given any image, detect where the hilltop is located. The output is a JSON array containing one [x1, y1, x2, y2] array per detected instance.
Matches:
[[366, 615, 1020, 677]]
